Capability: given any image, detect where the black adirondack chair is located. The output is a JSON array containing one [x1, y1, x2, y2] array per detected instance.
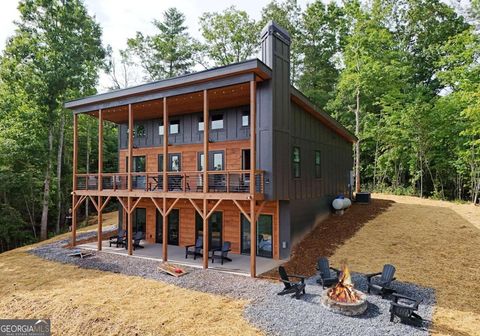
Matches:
[[366, 264, 397, 298], [277, 266, 306, 299], [109, 229, 125, 248], [316, 257, 340, 288], [185, 237, 203, 259], [211, 241, 232, 265], [390, 293, 424, 327], [133, 231, 144, 250]]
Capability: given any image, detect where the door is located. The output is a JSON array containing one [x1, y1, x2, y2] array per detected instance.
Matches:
[[127, 156, 146, 189], [241, 214, 273, 258], [156, 209, 179, 245], [133, 208, 146, 234], [195, 212, 223, 250]]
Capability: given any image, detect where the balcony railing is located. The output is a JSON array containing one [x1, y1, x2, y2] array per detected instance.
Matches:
[[75, 170, 264, 194]]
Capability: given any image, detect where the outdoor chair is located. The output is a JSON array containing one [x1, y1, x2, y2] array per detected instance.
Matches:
[[277, 266, 306, 299], [109, 229, 125, 248], [132, 231, 144, 250], [366, 264, 397, 298], [316, 257, 340, 288], [185, 237, 203, 259], [389, 293, 424, 327], [211, 241, 232, 265]]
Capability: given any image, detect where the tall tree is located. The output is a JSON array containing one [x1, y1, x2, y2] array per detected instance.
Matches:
[[0, 0, 105, 240], [199, 6, 259, 66], [126, 8, 199, 80]]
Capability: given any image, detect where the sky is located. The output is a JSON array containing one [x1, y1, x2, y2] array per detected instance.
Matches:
[[0, 0, 311, 91]]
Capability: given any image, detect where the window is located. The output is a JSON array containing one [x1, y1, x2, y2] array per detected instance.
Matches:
[[198, 151, 224, 171], [134, 124, 145, 138], [170, 154, 181, 171], [198, 116, 204, 132], [198, 153, 204, 171], [213, 152, 223, 170], [315, 150, 322, 178], [170, 120, 180, 134], [159, 125, 164, 136], [292, 147, 301, 178], [242, 111, 249, 127], [211, 114, 224, 130]]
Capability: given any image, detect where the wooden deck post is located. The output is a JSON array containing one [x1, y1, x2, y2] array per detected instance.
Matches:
[[72, 113, 78, 247], [203, 89, 209, 269], [127, 197, 133, 255], [127, 104, 133, 255], [97, 109, 103, 251], [162, 97, 169, 261], [250, 80, 257, 278]]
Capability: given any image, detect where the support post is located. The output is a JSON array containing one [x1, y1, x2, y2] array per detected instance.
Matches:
[[162, 97, 168, 261], [97, 197, 103, 251], [128, 104, 133, 192], [203, 89, 209, 269], [72, 113, 78, 246], [249, 80, 257, 277], [97, 109, 103, 251], [127, 197, 133, 255]]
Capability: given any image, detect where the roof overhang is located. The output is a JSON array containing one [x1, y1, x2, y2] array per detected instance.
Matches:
[[290, 87, 357, 144], [65, 59, 271, 114]]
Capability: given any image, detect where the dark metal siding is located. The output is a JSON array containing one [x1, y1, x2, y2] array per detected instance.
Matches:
[[118, 106, 250, 149]]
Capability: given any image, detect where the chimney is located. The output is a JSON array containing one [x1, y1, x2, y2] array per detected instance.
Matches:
[[260, 21, 291, 82]]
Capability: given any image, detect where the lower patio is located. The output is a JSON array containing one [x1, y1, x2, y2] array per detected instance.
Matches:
[[78, 240, 284, 276]]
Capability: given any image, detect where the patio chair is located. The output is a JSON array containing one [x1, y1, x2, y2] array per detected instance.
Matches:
[[366, 264, 397, 298], [277, 266, 306, 299], [316, 257, 340, 288], [132, 231, 144, 250], [109, 229, 125, 248], [211, 241, 232, 265], [389, 293, 424, 327], [185, 237, 203, 260]]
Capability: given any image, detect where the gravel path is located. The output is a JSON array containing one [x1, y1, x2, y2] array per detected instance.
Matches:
[[30, 232, 435, 336]]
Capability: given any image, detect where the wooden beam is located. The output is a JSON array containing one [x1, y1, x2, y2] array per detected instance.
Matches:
[[73, 114, 78, 191], [162, 196, 168, 261], [250, 79, 257, 278], [116, 196, 128, 212], [128, 104, 133, 191], [98, 109, 103, 191], [163, 97, 168, 262], [97, 196, 103, 251], [203, 198, 208, 269], [206, 199, 223, 219], [255, 201, 266, 223], [127, 197, 133, 255], [88, 195, 99, 212], [233, 200, 250, 222], [150, 197, 164, 216], [129, 197, 143, 214], [203, 89, 209, 270], [73, 195, 87, 211], [72, 195, 77, 247], [188, 198, 203, 218], [99, 196, 112, 212], [165, 198, 180, 216]]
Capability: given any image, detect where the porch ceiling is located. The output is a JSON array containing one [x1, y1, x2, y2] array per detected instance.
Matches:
[[87, 82, 250, 124]]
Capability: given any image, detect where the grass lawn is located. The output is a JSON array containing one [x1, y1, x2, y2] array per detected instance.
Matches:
[[0, 215, 261, 336]]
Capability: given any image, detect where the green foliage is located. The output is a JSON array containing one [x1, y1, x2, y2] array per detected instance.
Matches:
[[0, 204, 35, 252], [126, 8, 200, 80], [199, 6, 259, 66]]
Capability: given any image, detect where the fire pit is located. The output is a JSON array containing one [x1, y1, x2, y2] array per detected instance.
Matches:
[[321, 263, 367, 316]]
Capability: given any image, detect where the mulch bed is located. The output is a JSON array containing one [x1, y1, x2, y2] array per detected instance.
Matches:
[[260, 198, 394, 279]]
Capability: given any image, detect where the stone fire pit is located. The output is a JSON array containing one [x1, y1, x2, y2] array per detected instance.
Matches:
[[321, 288, 368, 316]]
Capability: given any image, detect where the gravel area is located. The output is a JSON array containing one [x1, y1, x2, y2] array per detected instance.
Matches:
[[30, 232, 435, 336]]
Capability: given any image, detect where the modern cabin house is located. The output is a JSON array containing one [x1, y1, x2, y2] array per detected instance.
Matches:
[[65, 22, 356, 277]]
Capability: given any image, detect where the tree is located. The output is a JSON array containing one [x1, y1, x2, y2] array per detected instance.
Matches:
[[0, 0, 105, 240], [199, 6, 259, 66], [126, 8, 199, 80], [260, 0, 302, 84]]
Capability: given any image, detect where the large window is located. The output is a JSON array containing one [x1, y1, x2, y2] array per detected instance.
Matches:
[[159, 154, 181, 171], [198, 117, 204, 131], [133, 208, 146, 234], [170, 120, 180, 134], [242, 111, 249, 127], [197, 151, 224, 171], [195, 212, 223, 250], [126, 156, 146, 189], [159, 123, 164, 136], [315, 150, 322, 178], [292, 147, 301, 178], [240, 214, 273, 258], [211, 114, 224, 130], [134, 124, 145, 138]]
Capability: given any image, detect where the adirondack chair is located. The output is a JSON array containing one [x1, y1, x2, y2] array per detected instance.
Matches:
[[316, 257, 340, 288], [109, 229, 125, 248], [390, 293, 424, 327], [211, 241, 232, 265], [185, 237, 203, 260], [133, 231, 144, 250], [366, 264, 397, 298], [277, 266, 306, 299]]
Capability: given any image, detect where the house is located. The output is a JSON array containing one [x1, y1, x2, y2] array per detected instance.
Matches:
[[65, 22, 356, 277]]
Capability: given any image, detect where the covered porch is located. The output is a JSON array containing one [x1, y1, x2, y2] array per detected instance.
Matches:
[[78, 240, 284, 276]]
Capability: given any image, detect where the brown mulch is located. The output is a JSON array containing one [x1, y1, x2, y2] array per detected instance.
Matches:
[[259, 198, 394, 279]]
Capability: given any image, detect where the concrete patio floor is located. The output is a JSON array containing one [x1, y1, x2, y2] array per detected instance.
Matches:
[[79, 240, 285, 276]]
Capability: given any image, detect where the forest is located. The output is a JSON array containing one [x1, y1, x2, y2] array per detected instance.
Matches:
[[0, 0, 479, 252]]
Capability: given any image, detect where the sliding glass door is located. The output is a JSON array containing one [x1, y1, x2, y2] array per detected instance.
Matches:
[[195, 212, 223, 250], [241, 214, 273, 258], [156, 209, 179, 245]]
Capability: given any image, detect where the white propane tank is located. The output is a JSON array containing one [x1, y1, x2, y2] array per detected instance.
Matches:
[[342, 198, 352, 209], [332, 198, 344, 210]]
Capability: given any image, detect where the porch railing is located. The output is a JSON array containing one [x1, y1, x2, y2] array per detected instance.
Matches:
[[75, 170, 264, 194]]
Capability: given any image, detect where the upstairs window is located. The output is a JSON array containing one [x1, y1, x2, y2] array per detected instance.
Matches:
[[159, 119, 165, 136], [292, 147, 301, 178], [170, 120, 180, 134], [134, 125, 145, 138], [242, 111, 249, 127], [198, 117, 204, 132], [211, 114, 224, 130], [315, 150, 322, 178]]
